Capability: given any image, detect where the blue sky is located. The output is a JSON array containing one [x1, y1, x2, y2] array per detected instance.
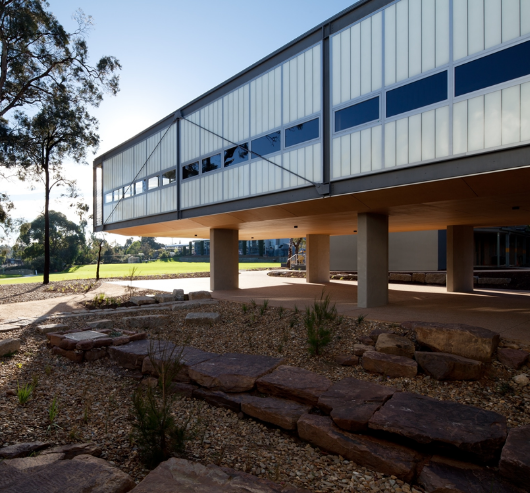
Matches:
[[5, 0, 357, 244]]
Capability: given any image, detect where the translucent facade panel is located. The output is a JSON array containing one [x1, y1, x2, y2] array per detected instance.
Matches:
[[408, 113, 422, 163], [96, 167, 103, 226], [122, 147, 135, 188], [250, 156, 282, 195], [453, 100, 469, 154], [200, 171, 223, 205], [181, 111, 200, 163], [146, 132, 161, 176], [485, 0, 502, 49], [134, 194, 146, 218], [200, 100, 223, 156], [181, 179, 200, 209], [331, 127, 380, 178], [502, 85, 521, 145], [223, 164, 250, 201], [522, 82, 530, 141], [453, 0, 468, 61], [435, 106, 450, 157], [435, 0, 450, 67], [283, 143, 322, 187], [384, 121, 396, 168], [372, 14, 383, 92], [485, 91, 503, 148], [133, 140, 146, 179], [522, 0, 530, 36], [283, 45, 321, 124], [121, 199, 134, 221], [468, 95, 485, 151], [409, 0, 422, 78], [147, 190, 161, 216], [502, 0, 520, 43], [396, 118, 409, 165], [468, 0, 485, 56], [385, 4, 397, 86], [103, 160, 112, 192], [160, 124, 177, 169], [396, 0, 409, 82], [160, 186, 177, 213], [224, 84, 250, 143], [422, 0, 436, 73], [421, 109, 436, 161]]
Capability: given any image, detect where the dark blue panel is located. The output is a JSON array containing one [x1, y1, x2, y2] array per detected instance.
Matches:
[[455, 40, 530, 96], [285, 118, 319, 147], [335, 97, 379, 132], [224, 143, 249, 167], [386, 71, 448, 118], [202, 153, 221, 173], [182, 162, 199, 179], [251, 131, 281, 158]]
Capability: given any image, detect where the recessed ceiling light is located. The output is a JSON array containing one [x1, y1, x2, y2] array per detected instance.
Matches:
[[194, 234, 197, 236], [512, 206, 520, 210], [294, 225, 298, 228], [354, 230, 357, 233]]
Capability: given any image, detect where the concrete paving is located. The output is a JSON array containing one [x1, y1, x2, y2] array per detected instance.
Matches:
[[110, 271, 530, 344]]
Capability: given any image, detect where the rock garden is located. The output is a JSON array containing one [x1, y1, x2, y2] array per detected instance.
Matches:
[[0, 291, 529, 492]]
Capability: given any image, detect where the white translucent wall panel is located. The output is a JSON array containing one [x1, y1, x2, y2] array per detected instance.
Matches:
[[103, 204, 113, 224], [522, 82, 530, 141], [283, 45, 321, 124], [283, 143, 322, 187], [468, 95, 485, 151], [160, 124, 177, 169], [122, 199, 134, 221], [122, 147, 135, 188], [134, 194, 146, 218], [160, 186, 177, 213], [332, 12, 382, 106], [200, 100, 223, 156], [485, 91, 502, 147], [331, 127, 380, 178], [421, 109, 436, 160], [453, 100, 469, 154], [181, 179, 200, 209], [146, 132, 161, 176], [384, 121, 396, 168], [223, 164, 250, 201], [408, 114, 422, 163], [224, 84, 250, 143], [435, 106, 450, 157], [181, 111, 200, 163], [386, 0, 450, 86], [200, 172, 223, 205], [251, 68, 281, 137], [133, 140, 147, 179], [250, 156, 282, 195], [502, 85, 521, 145], [102, 161, 112, 192], [147, 190, 161, 216], [454, 0, 524, 60]]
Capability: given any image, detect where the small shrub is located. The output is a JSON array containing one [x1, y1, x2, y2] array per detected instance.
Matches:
[[17, 382, 33, 405], [356, 314, 367, 325], [262, 299, 269, 310], [32, 375, 39, 388], [44, 365, 52, 376], [242, 304, 248, 314], [250, 299, 256, 309], [278, 306, 285, 319], [305, 291, 338, 356], [48, 397, 60, 431], [497, 382, 514, 396]]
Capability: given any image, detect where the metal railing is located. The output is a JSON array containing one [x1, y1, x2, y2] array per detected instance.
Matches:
[[287, 253, 306, 267]]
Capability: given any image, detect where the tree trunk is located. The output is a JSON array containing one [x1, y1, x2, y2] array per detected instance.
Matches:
[[287, 239, 292, 269], [43, 163, 50, 285], [96, 240, 103, 280]]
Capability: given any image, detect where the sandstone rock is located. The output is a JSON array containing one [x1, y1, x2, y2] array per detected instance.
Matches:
[[497, 348, 529, 370], [185, 312, 220, 325], [0, 325, 20, 333], [108, 339, 152, 369], [37, 324, 68, 335], [84, 348, 108, 362], [188, 290, 212, 300], [192, 388, 248, 413], [188, 353, 284, 392], [412, 273, 426, 283], [76, 340, 94, 350], [333, 354, 359, 366], [353, 344, 374, 356], [499, 425, 530, 490], [4, 453, 65, 470], [130, 296, 156, 306], [389, 273, 412, 282], [86, 320, 113, 330], [41, 443, 102, 460], [318, 378, 395, 433], [415, 351, 483, 380], [172, 288, 184, 301], [52, 346, 84, 363], [500, 341, 520, 350], [256, 365, 331, 406], [242, 395, 310, 430], [130, 457, 309, 493], [123, 314, 167, 329], [369, 329, 392, 342], [297, 414, 422, 483], [58, 338, 77, 350], [403, 321, 500, 362], [362, 351, 418, 378], [93, 337, 113, 348], [418, 456, 524, 493], [513, 374, 529, 386], [369, 392, 507, 463], [375, 333, 415, 359], [0, 338, 21, 356], [168, 382, 198, 398], [154, 293, 176, 303], [425, 273, 446, 284], [112, 336, 131, 346], [0, 442, 51, 459], [359, 336, 375, 346]]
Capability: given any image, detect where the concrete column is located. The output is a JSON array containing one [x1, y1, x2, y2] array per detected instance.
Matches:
[[306, 234, 330, 284], [446, 225, 474, 292], [210, 229, 239, 291], [357, 213, 389, 308]]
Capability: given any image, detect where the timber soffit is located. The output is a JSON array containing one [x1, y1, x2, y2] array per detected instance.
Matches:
[[93, 0, 392, 167]]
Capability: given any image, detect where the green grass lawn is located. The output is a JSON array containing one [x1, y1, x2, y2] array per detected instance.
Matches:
[[0, 274, 22, 279], [0, 260, 280, 285]]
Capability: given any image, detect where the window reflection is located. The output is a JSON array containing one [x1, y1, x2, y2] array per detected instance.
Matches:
[[162, 169, 176, 185], [335, 98, 379, 132], [113, 189, 122, 202], [224, 143, 249, 167], [105, 193, 113, 203], [135, 181, 144, 194], [202, 154, 221, 173], [148, 176, 159, 190], [285, 118, 319, 147], [251, 131, 281, 158], [123, 186, 132, 198], [182, 162, 199, 179]]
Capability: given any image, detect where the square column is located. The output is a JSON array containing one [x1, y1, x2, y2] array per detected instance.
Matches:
[[210, 229, 239, 291], [357, 213, 389, 308], [306, 234, 330, 284], [447, 225, 474, 292]]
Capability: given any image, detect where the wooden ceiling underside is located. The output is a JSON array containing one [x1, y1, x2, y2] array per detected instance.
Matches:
[[110, 167, 530, 240]]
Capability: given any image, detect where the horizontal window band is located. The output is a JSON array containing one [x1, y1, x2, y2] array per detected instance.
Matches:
[[335, 98, 379, 132], [285, 118, 319, 147]]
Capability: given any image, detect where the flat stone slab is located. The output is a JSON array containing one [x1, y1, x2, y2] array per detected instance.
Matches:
[[418, 456, 524, 493], [375, 333, 415, 359], [0, 338, 21, 357], [256, 365, 332, 406], [402, 321, 500, 362], [185, 312, 220, 325], [241, 395, 310, 430], [368, 392, 507, 463], [172, 300, 219, 311], [499, 425, 530, 490], [497, 348, 529, 370], [0, 325, 20, 333], [333, 354, 359, 366], [123, 314, 168, 329], [297, 414, 423, 483], [188, 353, 284, 392], [130, 296, 156, 306], [415, 351, 483, 380], [192, 388, 248, 413], [108, 339, 153, 369], [37, 324, 68, 334], [64, 331, 107, 342], [130, 458, 309, 493], [188, 290, 212, 300], [86, 320, 113, 330], [154, 293, 176, 303], [0, 442, 51, 459], [0, 453, 135, 493], [41, 443, 102, 460], [318, 377, 395, 433], [362, 351, 418, 378]]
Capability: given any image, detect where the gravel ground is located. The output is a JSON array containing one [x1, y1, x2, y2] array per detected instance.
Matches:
[[1, 300, 528, 492], [0, 280, 103, 305]]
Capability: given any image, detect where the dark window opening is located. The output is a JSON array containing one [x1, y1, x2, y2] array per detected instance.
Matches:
[[224, 143, 249, 167], [285, 118, 320, 147], [455, 40, 530, 96], [202, 154, 222, 173], [162, 169, 176, 185], [251, 131, 281, 158], [386, 71, 448, 118], [182, 162, 199, 179], [335, 98, 379, 132]]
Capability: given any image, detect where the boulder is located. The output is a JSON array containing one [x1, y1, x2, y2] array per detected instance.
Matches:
[[154, 293, 176, 303], [256, 365, 332, 406], [513, 374, 529, 386], [0, 442, 51, 459], [375, 333, 415, 359], [353, 344, 374, 356], [184, 312, 220, 325], [333, 354, 359, 366], [359, 336, 375, 346], [130, 296, 156, 306], [108, 339, 152, 369], [123, 315, 168, 329], [402, 321, 500, 362], [188, 291, 212, 300], [499, 425, 530, 489], [297, 414, 423, 483], [41, 443, 101, 460], [425, 273, 446, 284], [362, 351, 418, 378], [497, 348, 529, 370], [369, 329, 392, 342], [415, 351, 483, 380], [172, 289, 185, 301], [188, 353, 284, 392], [318, 378, 395, 432], [0, 338, 21, 356], [368, 392, 507, 463], [241, 395, 310, 430], [37, 324, 68, 335], [418, 456, 524, 493], [192, 388, 248, 413], [130, 458, 309, 493], [86, 320, 113, 330]]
